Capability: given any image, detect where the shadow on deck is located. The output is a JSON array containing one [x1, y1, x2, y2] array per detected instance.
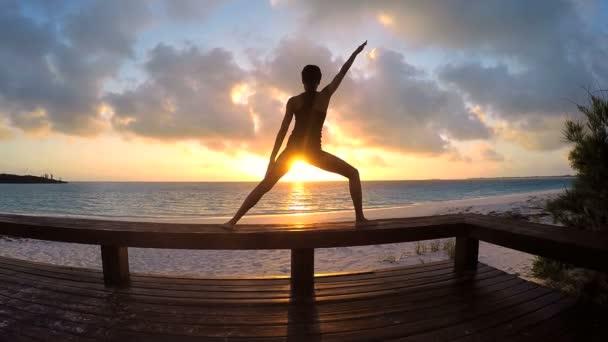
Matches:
[[0, 257, 605, 341]]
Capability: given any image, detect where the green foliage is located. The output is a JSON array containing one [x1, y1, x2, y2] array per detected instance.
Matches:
[[531, 256, 568, 281], [415, 241, 425, 255], [430, 240, 440, 252], [534, 92, 608, 304], [546, 93, 608, 231], [382, 254, 398, 264], [442, 239, 456, 259], [532, 256, 608, 304]]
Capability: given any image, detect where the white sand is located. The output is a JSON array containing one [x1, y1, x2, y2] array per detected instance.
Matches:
[[0, 190, 562, 280]]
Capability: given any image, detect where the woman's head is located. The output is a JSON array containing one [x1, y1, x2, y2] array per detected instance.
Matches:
[[301, 65, 322, 92]]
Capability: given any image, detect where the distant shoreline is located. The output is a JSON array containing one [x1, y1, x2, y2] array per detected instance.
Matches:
[[0, 173, 67, 184], [59, 175, 574, 183]]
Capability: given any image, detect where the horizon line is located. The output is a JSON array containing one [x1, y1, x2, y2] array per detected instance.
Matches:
[[51, 174, 574, 183]]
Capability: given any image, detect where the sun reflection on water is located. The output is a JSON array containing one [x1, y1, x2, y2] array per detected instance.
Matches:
[[286, 181, 312, 213]]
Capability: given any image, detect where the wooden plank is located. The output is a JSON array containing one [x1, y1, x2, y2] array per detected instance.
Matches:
[[499, 296, 577, 337], [107, 273, 519, 327], [320, 286, 555, 341], [0, 257, 453, 291], [510, 307, 579, 342], [450, 296, 577, 341], [105, 281, 546, 339], [0, 257, 601, 341], [0, 261, 496, 307], [0, 309, 100, 341], [112, 269, 508, 319], [100, 245, 129, 287], [0, 293, 113, 339], [0, 267, 503, 327]]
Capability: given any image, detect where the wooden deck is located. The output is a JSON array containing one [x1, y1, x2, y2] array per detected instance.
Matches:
[[0, 256, 604, 341]]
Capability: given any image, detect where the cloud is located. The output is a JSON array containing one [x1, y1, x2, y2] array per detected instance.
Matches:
[[498, 117, 568, 151], [251, 40, 492, 155], [294, 1, 590, 55], [64, 0, 151, 58], [104, 38, 492, 156], [447, 148, 472, 163], [292, 0, 608, 150], [2, 0, 599, 159], [480, 146, 504, 162], [0, 0, 152, 136], [0, 118, 14, 140], [163, 0, 224, 21], [331, 48, 492, 153], [106, 43, 256, 149]]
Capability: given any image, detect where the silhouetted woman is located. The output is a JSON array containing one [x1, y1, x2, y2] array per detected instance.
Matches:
[[224, 41, 369, 228]]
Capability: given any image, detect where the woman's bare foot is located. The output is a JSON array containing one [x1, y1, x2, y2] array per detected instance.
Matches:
[[220, 220, 236, 230], [355, 217, 373, 228]]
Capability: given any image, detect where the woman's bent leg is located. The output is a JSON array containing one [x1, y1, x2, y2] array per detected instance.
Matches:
[[308, 151, 367, 224]]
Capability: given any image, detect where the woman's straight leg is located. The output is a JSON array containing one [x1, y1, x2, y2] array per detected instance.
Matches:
[[223, 152, 292, 227]]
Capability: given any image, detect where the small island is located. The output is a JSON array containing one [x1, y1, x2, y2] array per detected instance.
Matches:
[[0, 173, 67, 184]]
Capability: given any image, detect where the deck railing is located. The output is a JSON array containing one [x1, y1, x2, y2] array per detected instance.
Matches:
[[0, 214, 606, 296]]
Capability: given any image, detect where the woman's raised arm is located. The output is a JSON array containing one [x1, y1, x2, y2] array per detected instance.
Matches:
[[323, 41, 367, 96]]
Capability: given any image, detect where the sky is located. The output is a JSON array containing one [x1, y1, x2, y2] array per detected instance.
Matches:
[[0, 0, 607, 181]]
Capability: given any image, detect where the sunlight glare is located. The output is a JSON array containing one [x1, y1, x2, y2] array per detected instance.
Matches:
[[230, 83, 255, 105], [282, 160, 343, 182], [286, 181, 310, 212], [367, 48, 378, 60], [377, 12, 395, 27]]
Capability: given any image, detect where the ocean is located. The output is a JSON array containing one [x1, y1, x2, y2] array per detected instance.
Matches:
[[0, 177, 572, 220]]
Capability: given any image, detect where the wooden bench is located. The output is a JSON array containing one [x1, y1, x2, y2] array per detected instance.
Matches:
[[0, 213, 607, 340], [0, 213, 606, 292]]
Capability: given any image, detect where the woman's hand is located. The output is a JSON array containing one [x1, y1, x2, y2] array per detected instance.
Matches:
[[354, 40, 367, 55]]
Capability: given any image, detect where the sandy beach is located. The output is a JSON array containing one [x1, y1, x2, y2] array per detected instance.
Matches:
[[0, 190, 561, 281]]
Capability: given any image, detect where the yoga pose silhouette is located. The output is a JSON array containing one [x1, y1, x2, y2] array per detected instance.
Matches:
[[223, 41, 369, 228]]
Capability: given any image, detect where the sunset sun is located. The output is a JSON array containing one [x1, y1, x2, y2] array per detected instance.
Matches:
[[283, 160, 344, 182]]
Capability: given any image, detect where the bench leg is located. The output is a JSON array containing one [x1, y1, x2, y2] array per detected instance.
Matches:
[[291, 248, 314, 298], [454, 237, 479, 272], [101, 245, 130, 287]]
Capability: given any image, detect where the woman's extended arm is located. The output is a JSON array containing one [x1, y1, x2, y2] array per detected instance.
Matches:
[[323, 41, 367, 96], [266, 99, 294, 176]]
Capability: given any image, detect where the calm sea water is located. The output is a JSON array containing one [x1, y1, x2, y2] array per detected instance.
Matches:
[[0, 178, 571, 219]]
